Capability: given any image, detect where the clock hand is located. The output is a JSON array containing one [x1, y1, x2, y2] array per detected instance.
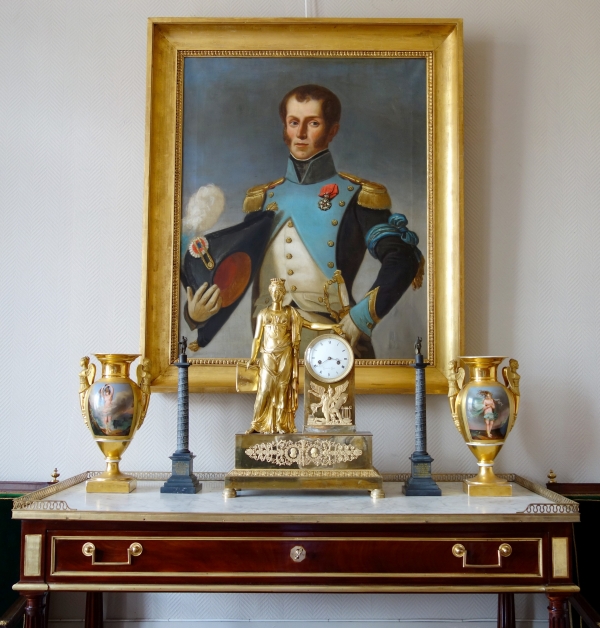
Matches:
[[317, 357, 333, 365]]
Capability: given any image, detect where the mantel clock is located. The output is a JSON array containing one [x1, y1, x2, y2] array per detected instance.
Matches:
[[224, 279, 384, 499]]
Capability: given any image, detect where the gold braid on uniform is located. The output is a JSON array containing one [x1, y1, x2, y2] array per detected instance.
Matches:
[[243, 178, 285, 213], [412, 255, 425, 290], [339, 172, 391, 210], [341, 172, 424, 290]]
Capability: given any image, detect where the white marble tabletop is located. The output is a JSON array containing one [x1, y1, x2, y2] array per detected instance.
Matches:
[[12, 476, 578, 523]]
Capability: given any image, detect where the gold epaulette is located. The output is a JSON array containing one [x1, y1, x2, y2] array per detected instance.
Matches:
[[242, 178, 285, 213], [339, 172, 391, 210]]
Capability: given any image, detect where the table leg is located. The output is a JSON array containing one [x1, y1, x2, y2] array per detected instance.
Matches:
[[23, 592, 47, 628], [85, 592, 104, 628], [44, 593, 51, 628], [547, 594, 569, 628], [497, 593, 515, 628]]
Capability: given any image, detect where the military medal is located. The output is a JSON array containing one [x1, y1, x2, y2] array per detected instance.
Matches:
[[318, 183, 339, 211], [188, 236, 215, 270]]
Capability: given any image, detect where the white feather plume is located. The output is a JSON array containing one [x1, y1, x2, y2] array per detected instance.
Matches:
[[182, 184, 225, 235]]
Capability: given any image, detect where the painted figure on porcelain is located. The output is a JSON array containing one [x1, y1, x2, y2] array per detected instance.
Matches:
[[465, 386, 510, 441], [88, 383, 135, 436]]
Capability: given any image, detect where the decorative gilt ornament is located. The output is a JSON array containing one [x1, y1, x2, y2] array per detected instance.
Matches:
[[245, 438, 363, 467], [78, 354, 152, 493], [323, 269, 351, 322], [447, 357, 521, 497], [307, 381, 352, 426]]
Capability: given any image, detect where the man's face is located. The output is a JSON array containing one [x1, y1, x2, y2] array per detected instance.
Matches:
[[283, 97, 339, 160]]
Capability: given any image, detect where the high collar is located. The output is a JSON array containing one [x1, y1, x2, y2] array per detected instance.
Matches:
[[285, 150, 337, 185]]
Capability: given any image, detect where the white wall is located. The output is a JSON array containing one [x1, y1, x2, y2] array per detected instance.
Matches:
[[1, 0, 599, 625]]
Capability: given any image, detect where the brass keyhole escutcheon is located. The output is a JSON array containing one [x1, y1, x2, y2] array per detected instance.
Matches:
[[290, 545, 306, 562]]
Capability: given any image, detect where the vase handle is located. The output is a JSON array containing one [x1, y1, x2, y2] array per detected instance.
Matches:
[[78, 356, 96, 427], [136, 358, 152, 429], [502, 358, 521, 432], [447, 359, 465, 435]]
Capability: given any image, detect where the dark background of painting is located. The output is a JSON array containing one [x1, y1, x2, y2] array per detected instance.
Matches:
[[180, 56, 427, 358]]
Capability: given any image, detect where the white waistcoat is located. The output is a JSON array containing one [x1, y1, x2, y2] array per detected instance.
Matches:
[[253, 220, 342, 319]]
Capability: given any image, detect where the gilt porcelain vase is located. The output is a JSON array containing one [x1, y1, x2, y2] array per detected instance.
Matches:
[[78, 354, 151, 493], [447, 356, 521, 496]]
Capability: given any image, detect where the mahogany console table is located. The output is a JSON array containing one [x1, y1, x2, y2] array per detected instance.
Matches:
[[12, 472, 579, 628]]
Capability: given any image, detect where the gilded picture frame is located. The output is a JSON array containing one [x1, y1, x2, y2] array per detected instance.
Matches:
[[141, 18, 463, 394]]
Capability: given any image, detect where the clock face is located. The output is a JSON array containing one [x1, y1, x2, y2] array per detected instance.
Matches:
[[304, 334, 354, 383]]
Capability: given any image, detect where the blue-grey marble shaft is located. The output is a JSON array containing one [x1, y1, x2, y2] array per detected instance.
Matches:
[[414, 354, 426, 453], [176, 355, 190, 453]]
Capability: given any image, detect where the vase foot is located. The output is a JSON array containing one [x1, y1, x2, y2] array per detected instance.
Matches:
[[463, 479, 512, 497], [86, 477, 137, 493]]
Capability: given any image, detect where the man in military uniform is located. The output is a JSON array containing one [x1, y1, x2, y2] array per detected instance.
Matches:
[[186, 84, 423, 357]]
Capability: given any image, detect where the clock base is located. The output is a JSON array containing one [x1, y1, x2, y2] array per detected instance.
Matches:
[[224, 432, 384, 498]]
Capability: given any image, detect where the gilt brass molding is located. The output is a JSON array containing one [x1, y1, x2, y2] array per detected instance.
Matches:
[[41, 583, 579, 594], [552, 537, 569, 578], [12, 584, 49, 592], [229, 469, 378, 478], [23, 535, 42, 577]]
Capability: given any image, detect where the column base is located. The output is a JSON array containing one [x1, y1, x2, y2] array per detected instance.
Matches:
[[160, 451, 202, 494]]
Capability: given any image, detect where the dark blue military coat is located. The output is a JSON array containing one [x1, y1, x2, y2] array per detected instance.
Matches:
[[243, 150, 423, 350]]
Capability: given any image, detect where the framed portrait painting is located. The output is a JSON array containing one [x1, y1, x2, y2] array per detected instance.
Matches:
[[141, 18, 463, 393]]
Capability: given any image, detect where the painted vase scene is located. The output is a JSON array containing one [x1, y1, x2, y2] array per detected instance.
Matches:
[[465, 385, 510, 440], [88, 382, 135, 437]]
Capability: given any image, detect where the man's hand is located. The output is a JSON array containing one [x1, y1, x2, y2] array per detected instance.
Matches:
[[246, 359, 258, 370], [339, 314, 372, 358], [332, 324, 344, 337], [339, 315, 361, 346], [186, 283, 222, 323]]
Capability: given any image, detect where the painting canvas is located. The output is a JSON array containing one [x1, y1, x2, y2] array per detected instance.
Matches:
[[141, 20, 463, 393], [178, 55, 429, 360]]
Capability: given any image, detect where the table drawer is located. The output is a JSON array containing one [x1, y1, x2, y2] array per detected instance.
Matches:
[[50, 535, 542, 579]]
